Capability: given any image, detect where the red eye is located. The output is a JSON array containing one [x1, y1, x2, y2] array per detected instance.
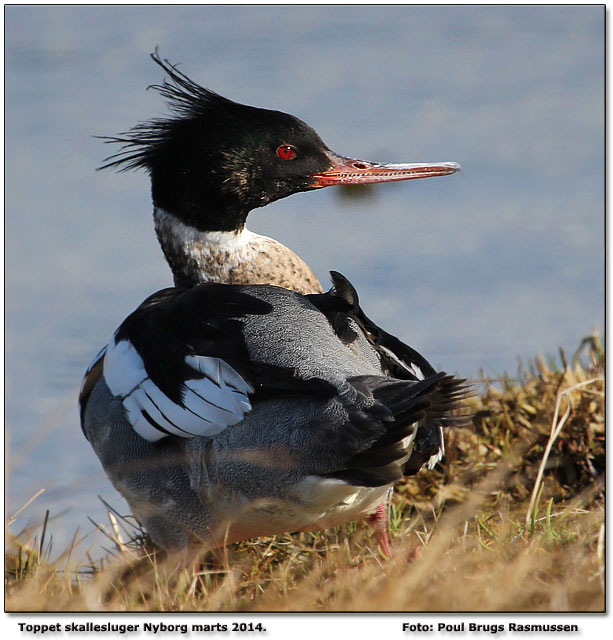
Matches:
[[276, 144, 298, 160]]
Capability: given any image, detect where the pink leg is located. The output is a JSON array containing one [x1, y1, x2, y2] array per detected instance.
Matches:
[[367, 502, 392, 558]]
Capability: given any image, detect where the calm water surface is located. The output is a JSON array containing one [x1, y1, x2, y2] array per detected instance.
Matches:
[[5, 5, 604, 557]]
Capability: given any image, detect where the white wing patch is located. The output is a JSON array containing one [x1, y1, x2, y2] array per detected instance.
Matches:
[[103, 336, 252, 442]]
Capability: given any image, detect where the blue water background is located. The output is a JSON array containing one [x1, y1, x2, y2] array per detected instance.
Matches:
[[4, 5, 604, 558]]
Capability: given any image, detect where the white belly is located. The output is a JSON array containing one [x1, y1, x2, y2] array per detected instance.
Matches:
[[210, 478, 390, 545]]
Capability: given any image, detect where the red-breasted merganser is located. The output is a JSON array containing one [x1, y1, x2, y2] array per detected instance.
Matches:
[[80, 52, 465, 556]]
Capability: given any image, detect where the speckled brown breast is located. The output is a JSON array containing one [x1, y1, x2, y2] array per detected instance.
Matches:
[[176, 240, 323, 294], [212, 240, 323, 295], [154, 209, 324, 294]]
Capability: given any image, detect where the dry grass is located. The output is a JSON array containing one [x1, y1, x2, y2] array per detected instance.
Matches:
[[5, 336, 604, 612]]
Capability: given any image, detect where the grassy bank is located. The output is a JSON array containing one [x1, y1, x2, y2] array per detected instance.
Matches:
[[5, 337, 604, 612]]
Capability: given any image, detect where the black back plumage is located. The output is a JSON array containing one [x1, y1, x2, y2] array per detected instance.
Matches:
[[113, 284, 337, 408], [309, 271, 470, 475], [114, 285, 271, 405], [307, 271, 437, 381]]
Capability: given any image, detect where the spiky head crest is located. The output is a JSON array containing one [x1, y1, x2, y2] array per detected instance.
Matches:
[[99, 50, 238, 172]]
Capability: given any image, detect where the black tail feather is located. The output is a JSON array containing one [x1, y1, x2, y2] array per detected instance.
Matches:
[[327, 372, 469, 487]]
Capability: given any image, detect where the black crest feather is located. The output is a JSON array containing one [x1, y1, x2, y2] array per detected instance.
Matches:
[[97, 49, 233, 173]]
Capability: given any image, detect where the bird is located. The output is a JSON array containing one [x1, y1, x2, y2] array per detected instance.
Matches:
[[79, 52, 466, 557]]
